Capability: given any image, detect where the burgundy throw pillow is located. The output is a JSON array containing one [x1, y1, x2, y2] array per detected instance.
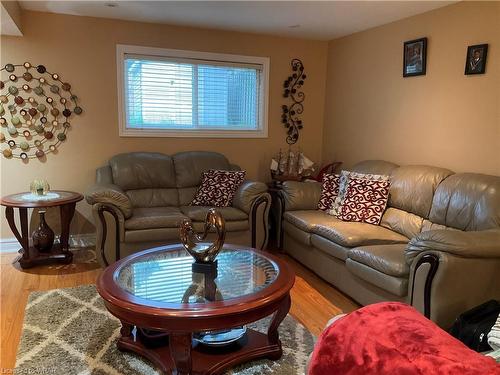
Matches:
[[191, 170, 246, 207], [318, 174, 340, 211], [337, 177, 390, 225]]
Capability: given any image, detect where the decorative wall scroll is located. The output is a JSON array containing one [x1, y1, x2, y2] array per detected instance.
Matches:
[[0, 62, 82, 161], [281, 58, 306, 145]]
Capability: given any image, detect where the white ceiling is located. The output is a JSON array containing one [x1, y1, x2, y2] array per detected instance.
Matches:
[[19, 1, 455, 40]]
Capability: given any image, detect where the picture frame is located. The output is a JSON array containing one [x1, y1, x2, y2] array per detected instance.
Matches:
[[403, 37, 427, 77], [465, 44, 488, 75]]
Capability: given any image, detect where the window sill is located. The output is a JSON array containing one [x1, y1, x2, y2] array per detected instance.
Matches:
[[119, 128, 268, 139]]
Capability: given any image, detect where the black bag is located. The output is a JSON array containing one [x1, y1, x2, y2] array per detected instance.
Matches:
[[449, 300, 500, 352]]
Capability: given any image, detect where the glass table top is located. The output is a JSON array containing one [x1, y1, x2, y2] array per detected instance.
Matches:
[[1, 190, 81, 206], [115, 247, 279, 305], [12, 191, 67, 202]]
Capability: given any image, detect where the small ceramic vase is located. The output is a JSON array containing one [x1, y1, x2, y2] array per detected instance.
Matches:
[[32, 210, 54, 253]]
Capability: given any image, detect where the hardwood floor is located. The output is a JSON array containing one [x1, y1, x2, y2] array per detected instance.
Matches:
[[0, 249, 359, 370]]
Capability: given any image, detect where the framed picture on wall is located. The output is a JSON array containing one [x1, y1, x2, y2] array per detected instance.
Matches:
[[403, 37, 427, 77], [465, 44, 488, 75]]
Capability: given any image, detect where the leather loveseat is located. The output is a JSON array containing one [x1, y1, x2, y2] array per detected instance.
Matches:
[[86, 151, 270, 266], [280, 160, 500, 328]]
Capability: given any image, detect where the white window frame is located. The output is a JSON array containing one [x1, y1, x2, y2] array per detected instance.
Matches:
[[116, 44, 269, 138]]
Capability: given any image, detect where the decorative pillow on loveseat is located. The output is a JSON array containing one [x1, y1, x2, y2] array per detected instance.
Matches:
[[327, 171, 390, 216], [191, 170, 246, 207], [318, 173, 340, 211], [337, 177, 391, 225]]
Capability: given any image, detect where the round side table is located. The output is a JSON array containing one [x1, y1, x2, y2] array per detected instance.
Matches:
[[1, 190, 83, 269]]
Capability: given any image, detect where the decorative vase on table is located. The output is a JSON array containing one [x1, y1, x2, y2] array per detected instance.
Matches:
[[32, 210, 54, 253], [179, 209, 246, 346], [179, 208, 226, 264]]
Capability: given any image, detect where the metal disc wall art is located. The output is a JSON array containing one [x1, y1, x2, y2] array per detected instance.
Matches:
[[281, 59, 306, 145], [0, 62, 82, 161]]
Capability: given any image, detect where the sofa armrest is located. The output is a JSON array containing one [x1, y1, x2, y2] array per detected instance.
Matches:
[[232, 180, 268, 213], [91, 203, 126, 266], [280, 181, 322, 211], [406, 229, 500, 264], [408, 250, 500, 329], [85, 183, 133, 219]]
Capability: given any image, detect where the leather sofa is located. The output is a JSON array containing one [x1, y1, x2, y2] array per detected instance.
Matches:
[[280, 160, 500, 328], [86, 151, 271, 266]]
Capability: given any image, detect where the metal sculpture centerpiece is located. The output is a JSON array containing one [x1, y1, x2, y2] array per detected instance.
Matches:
[[281, 58, 306, 145], [0, 62, 83, 161], [180, 208, 226, 263]]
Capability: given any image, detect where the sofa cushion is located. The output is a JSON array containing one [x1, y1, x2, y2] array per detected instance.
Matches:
[[346, 259, 408, 297], [380, 207, 424, 239], [283, 210, 340, 232], [284, 221, 311, 245], [180, 206, 248, 222], [338, 177, 390, 225], [312, 222, 408, 248], [173, 151, 231, 188], [348, 244, 409, 277], [421, 219, 459, 232], [331, 171, 390, 216], [124, 207, 186, 230], [389, 165, 454, 219], [126, 188, 179, 208], [125, 228, 181, 243], [318, 174, 340, 211], [191, 170, 246, 207], [192, 220, 249, 232], [178, 187, 198, 206], [429, 173, 500, 231], [110, 152, 176, 190], [282, 181, 322, 211], [311, 234, 350, 261], [351, 160, 399, 176]]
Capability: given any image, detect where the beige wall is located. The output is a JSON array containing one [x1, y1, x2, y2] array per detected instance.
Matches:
[[0, 11, 328, 239], [322, 1, 500, 174], [2, 2, 499, 241]]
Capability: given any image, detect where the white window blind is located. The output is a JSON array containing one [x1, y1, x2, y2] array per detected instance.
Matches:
[[117, 46, 269, 138]]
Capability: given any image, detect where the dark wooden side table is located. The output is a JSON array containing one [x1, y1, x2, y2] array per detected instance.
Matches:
[[1, 190, 83, 269]]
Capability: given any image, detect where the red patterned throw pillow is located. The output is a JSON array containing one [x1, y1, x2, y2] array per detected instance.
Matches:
[[338, 177, 390, 225], [191, 170, 246, 207], [318, 174, 340, 211]]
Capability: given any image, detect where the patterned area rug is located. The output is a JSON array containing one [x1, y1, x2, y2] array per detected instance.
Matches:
[[15, 285, 314, 375]]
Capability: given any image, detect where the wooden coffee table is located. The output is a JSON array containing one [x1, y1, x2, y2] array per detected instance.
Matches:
[[96, 244, 295, 375]]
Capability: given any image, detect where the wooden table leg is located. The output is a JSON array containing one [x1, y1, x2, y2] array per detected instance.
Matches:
[[120, 321, 133, 339], [60, 202, 76, 252], [5, 206, 30, 259], [169, 333, 192, 375], [268, 294, 291, 345]]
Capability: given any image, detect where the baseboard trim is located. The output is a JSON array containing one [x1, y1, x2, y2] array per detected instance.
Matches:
[[0, 238, 20, 253], [0, 233, 96, 253]]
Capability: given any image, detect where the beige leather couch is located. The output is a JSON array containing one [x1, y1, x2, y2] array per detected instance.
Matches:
[[86, 151, 270, 266], [280, 160, 500, 328]]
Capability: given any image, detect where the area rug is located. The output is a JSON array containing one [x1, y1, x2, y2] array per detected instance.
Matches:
[[15, 285, 315, 375]]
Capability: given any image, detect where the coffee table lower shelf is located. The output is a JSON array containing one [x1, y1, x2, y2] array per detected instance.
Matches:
[[117, 327, 282, 375]]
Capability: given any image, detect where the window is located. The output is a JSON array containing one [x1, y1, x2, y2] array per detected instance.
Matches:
[[117, 45, 269, 138]]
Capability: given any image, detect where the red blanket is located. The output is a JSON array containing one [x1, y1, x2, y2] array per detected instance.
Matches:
[[309, 302, 500, 375]]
